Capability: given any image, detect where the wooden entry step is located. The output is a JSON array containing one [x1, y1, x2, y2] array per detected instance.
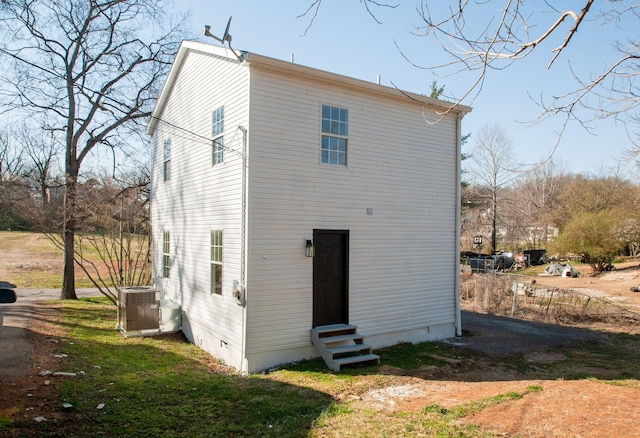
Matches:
[[311, 324, 380, 372]]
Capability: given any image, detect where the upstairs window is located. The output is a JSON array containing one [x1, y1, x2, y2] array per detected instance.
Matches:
[[163, 139, 171, 181], [321, 105, 348, 166], [162, 231, 170, 278], [210, 230, 223, 294], [212, 106, 224, 165]]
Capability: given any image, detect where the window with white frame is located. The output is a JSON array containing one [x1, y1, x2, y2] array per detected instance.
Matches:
[[212, 106, 224, 165], [210, 230, 223, 294], [162, 231, 170, 278], [163, 139, 171, 181], [321, 105, 348, 166]]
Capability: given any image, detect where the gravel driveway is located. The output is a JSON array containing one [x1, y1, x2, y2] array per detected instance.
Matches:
[[0, 288, 101, 378], [453, 310, 603, 355]]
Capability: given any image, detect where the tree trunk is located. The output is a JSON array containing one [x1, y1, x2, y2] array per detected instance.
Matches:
[[61, 223, 77, 299], [491, 192, 497, 254], [60, 168, 78, 300]]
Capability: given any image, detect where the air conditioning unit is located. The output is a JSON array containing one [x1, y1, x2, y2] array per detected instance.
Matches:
[[117, 286, 160, 336]]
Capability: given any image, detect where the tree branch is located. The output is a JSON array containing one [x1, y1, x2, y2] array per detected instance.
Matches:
[[298, 0, 398, 35]]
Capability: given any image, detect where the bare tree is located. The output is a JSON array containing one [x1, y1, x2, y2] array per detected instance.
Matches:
[[541, 172, 638, 267], [468, 123, 518, 254], [511, 159, 567, 249], [15, 125, 64, 230], [0, 131, 22, 180], [299, 0, 398, 34], [0, 0, 186, 299], [0, 130, 27, 228], [413, 1, 640, 157], [303, 2, 639, 159], [71, 171, 151, 304]]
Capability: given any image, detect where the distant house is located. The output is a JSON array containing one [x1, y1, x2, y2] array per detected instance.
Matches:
[[147, 40, 471, 373]]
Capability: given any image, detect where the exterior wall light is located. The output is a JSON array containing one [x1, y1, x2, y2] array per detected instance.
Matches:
[[305, 238, 315, 257]]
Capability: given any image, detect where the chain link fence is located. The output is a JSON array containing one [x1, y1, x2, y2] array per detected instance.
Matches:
[[461, 272, 640, 329]]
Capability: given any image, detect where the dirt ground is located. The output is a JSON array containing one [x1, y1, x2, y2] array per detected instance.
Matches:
[[530, 260, 640, 310], [374, 261, 640, 436], [0, 231, 114, 288], [1, 243, 640, 436], [355, 375, 640, 437]]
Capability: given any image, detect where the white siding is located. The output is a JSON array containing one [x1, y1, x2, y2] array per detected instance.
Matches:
[[150, 49, 249, 370], [151, 44, 464, 373], [244, 67, 460, 370]]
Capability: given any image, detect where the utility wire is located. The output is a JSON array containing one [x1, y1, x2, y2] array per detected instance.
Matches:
[[149, 115, 243, 157]]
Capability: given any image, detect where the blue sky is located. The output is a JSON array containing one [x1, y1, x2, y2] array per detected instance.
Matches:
[[177, 0, 637, 178]]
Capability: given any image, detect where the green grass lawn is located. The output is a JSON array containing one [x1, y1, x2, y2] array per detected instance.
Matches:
[[1, 299, 509, 437]]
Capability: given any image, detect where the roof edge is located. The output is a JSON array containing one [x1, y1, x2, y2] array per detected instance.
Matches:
[[147, 41, 472, 135], [244, 52, 472, 116], [147, 41, 245, 135]]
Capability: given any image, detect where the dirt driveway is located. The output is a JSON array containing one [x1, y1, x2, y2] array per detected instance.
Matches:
[[0, 288, 103, 426]]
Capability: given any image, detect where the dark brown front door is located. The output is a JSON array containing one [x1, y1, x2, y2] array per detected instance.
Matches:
[[313, 230, 348, 327]]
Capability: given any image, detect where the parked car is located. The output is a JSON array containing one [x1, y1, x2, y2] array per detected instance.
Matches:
[[0, 289, 16, 303], [0, 288, 17, 338]]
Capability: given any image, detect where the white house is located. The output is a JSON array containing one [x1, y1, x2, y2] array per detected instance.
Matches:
[[148, 40, 471, 373]]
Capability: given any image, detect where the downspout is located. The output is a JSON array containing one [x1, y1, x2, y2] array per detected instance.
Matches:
[[238, 125, 248, 372], [238, 126, 248, 290], [454, 112, 463, 337]]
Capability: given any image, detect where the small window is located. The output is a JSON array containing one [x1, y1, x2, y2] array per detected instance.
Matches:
[[210, 230, 223, 294], [162, 231, 170, 278], [321, 105, 348, 166], [212, 106, 224, 165], [163, 139, 171, 181]]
